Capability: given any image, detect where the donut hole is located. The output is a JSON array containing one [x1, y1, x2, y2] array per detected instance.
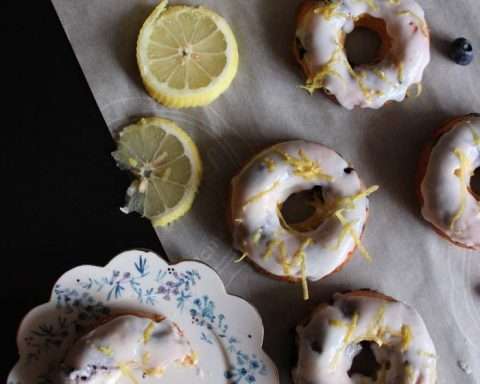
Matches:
[[348, 341, 381, 379], [345, 15, 392, 67], [470, 168, 480, 199], [279, 186, 325, 232]]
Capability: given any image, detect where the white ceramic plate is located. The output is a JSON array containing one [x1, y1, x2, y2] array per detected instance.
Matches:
[[8, 250, 279, 384]]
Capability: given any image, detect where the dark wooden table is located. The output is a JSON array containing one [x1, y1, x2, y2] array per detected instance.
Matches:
[[3, 1, 163, 378]]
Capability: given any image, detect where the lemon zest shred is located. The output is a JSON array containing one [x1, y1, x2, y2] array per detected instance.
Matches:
[[252, 228, 263, 244], [276, 204, 300, 234], [329, 319, 347, 327], [234, 252, 249, 263], [243, 181, 280, 209], [293, 238, 313, 266], [388, 0, 400, 4], [397, 10, 429, 37], [277, 240, 291, 274], [262, 157, 276, 172], [314, 2, 348, 20], [404, 363, 414, 383], [276, 149, 332, 181], [302, 47, 344, 94], [143, 321, 155, 344], [263, 239, 281, 260], [401, 325, 413, 352], [119, 363, 140, 384], [367, 304, 386, 338], [372, 68, 387, 81], [416, 350, 436, 359], [470, 125, 480, 146], [335, 185, 379, 211], [300, 252, 309, 301], [355, 71, 385, 101], [450, 148, 469, 230], [331, 312, 359, 368], [96, 345, 113, 357], [142, 352, 151, 365], [335, 210, 372, 262], [143, 366, 165, 377]]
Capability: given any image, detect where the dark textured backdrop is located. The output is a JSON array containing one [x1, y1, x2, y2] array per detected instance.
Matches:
[[3, 1, 162, 379]]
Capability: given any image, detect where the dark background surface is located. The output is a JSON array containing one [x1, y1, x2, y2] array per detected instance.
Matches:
[[3, 0, 163, 379]]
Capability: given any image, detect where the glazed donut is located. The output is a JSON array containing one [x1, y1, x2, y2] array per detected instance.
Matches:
[[230, 141, 377, 299], [293, 290, 437, 384], [295, 0, 430, 109], [59, 314, 196, 383], [418, 114, 480, 250]]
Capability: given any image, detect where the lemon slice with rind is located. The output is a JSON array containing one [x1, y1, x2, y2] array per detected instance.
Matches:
[[112, 117, 202, 227], [137, 1, 239, 108]]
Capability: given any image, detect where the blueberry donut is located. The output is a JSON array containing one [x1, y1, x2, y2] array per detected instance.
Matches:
[[58, 314, 197, 383], [230, 141, 377, 299], [418, 114, 480, 250], [295, 0, 430, 109], [293, 290, 437, 384]]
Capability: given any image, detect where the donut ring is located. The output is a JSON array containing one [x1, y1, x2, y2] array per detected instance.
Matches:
[[295, 0, 430, 110], [59, 314, 196, 383], [293, 290, 438, 384], [230, 141, 377, 298], [418, 114, 480, 250]]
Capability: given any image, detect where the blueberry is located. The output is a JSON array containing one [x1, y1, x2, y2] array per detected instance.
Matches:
[[449, 37, 474, 65]]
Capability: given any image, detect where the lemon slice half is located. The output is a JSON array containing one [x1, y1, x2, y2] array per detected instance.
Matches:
[[112, 117, 202, 227], [137, 1, 239, 108]]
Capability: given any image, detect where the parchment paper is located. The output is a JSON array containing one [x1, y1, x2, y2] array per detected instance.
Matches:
[[51, 0, 479, 382]]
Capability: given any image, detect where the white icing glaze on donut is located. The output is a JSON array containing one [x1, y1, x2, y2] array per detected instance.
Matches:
[[296, 0, 430, 109], [231, 141, 376, 289], [293, 292, 437, 384], [59, 315, 196, 383], [420, 115, 480, 249]]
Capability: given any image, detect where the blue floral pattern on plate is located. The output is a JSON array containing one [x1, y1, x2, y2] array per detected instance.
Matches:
[[8, 250, 278, 384]]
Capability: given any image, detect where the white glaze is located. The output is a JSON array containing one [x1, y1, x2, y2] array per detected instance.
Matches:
[[293, 292, 437, 384], [231, 141, 373, 283], [296, 0, 430, 109], [420, 115, 480, 249], [59, 315, 195, 383]]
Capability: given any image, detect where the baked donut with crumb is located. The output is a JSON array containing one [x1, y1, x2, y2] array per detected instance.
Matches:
[[58, 314, 197, 383], [295, 0, 430, 109], [418, 113, 480, 250], [293, 290, 437, 384], [230, 140, 377, 299]]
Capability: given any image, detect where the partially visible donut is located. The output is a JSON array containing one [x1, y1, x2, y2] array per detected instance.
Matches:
[[58, 314, 196, 383], [230, 140, 377, 299], [418, 114, 480, 250], [295, 0, 430, 109], [293, 290, 437, 384]]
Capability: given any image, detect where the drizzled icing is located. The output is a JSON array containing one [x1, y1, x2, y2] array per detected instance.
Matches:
[[293, 292, 437, 384], [59, 315, 196, 383], [296, 0, 430, 109], [420, 115, 480, 249], [230, 141, 376, 297]]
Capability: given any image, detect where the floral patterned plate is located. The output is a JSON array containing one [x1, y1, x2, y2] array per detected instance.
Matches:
[[8, 249, 279, 384]]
